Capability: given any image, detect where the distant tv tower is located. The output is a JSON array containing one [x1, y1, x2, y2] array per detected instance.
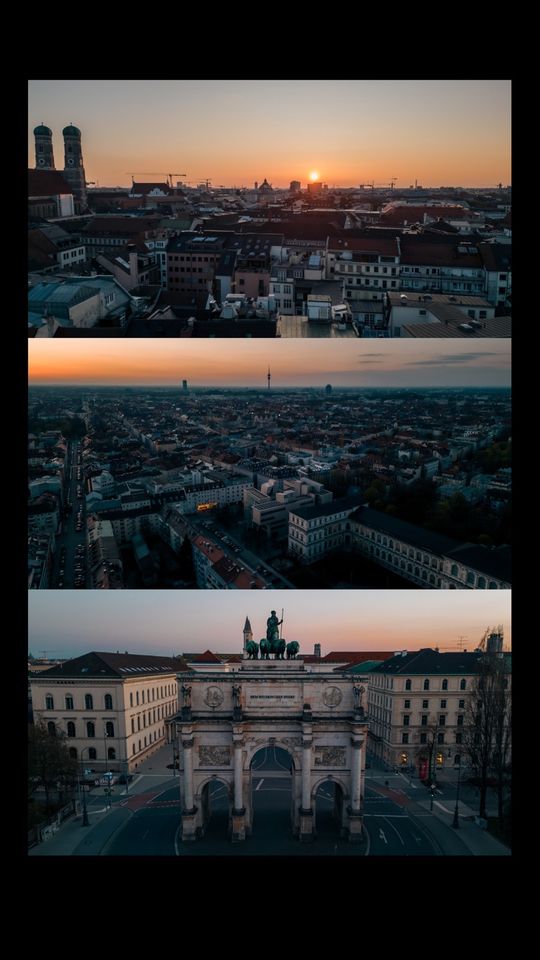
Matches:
[[267, 366, 271, 390]]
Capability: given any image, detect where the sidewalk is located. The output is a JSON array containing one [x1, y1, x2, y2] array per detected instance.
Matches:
[[411, 797, 511, 856], [29, 743, 179, 856]]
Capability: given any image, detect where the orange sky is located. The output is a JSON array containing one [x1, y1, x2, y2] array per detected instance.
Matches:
[[28, 339, 511, 388], [28, 80, 511, 188]]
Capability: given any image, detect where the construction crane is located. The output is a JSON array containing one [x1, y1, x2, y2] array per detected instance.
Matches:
[[126, 172, 186, 188], [359, 179, 397, 190]]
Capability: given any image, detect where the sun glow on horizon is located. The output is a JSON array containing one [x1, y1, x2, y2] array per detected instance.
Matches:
[[309, 170, 319, 181]]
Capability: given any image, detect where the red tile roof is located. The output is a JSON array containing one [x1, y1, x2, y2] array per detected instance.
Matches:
[[187, 649, 222, 663], [322, 651, 396, 663]]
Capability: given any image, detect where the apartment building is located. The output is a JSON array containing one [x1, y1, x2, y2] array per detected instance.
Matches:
[[30, 652, 189, 772], [365, 648, 511, 773]]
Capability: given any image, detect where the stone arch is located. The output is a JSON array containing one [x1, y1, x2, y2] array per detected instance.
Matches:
[[196, 775, 233, 839], [246, 740, 298, 837], [311, 774, 350, 839], [244, 738, 300, 772]]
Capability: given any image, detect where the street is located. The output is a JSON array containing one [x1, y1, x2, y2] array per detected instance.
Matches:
[[51, 440, 88, 589]]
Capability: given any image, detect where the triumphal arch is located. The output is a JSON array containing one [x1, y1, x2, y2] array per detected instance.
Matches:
[[173, 612, 368, 843]]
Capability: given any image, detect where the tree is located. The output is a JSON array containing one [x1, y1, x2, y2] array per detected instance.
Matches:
[[462, 647, 512, 822], [28, 721, 78, 813]]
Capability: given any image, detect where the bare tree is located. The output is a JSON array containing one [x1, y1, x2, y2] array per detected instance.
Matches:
[[28, 720, 78, 813], [463, 649, 511, 822]]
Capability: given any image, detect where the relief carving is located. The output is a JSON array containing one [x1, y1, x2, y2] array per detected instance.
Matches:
[[199, 746, 231, 766], [314, 747, 346, 767]]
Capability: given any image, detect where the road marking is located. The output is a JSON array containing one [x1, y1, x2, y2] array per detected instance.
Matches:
[[434, 800, 452, 814], [364, 814, 408, 819], [256, 778, 264, 791], [378, 828, 388, 844], [383, 815, 405, 846]]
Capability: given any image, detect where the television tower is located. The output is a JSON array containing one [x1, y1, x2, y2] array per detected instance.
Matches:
[[267, 366, 271, 390]]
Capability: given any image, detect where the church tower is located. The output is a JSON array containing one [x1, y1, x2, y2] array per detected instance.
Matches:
[[34, 125, 55, 170], [243, 616, 253, 658], [62, 124, 87, 212]]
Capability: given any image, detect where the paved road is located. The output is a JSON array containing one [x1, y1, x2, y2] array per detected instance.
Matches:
[[51, 440, 88, 589]]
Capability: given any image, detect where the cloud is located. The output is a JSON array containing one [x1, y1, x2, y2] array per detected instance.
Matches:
[[360, 352, 385, 358], [358, 360, 383, 365], [407, 352, 503, 366]]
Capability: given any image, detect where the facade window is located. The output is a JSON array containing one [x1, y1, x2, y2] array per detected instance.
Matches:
[[442, 679, 448, 691], [105, 694, 113, 710], [466, 571, 475, 586], [47, 721, 56, 737], [108, 747, 116, 760], [131, 718, 135, 733], [422, 700, 429, 709], [440, 700, 447, 709], [89, 747, 97, 760], [437, 733, 445, 744], [404, 700, 410, 709], [421, 715, 428, 726], [423, 679, 430, 691], [460, 679, 467, 690], [65, 696, 74, 710], [403, 715, 410, 726], [401, 733, 409, 744], [67, 721, 76, 737], [130, 693, 133, 707], [405, 679, 411, 691], [439, 715, 446, 726], [451, 564, 458, 577], [459, 699, 465, 709], [45, 695, 54, 710], [69, 747, 77, 759], [457, 715, 464, 726], [455, 733, 463, 744], [105, 721, 114, 737], [85, 694, 93, 710], [420, 733, 427, 744], [136, 691, 139, 705], [87, 721, 95, 738]]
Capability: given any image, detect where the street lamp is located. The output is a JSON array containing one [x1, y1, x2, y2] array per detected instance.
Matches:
[[79, 746, 93, 827], [452, 756, 461, 829]]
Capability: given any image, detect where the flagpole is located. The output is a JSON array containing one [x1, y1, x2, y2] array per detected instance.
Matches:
[[280, 608, 284, 639]]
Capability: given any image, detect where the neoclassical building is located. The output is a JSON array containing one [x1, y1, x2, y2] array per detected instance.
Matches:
[[30, 652, 185, 772]]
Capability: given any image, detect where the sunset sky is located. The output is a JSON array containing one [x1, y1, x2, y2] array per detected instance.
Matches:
[[28, 80, 511, 188], [28, 591, 511, 659], [28, 339, 511, 387]]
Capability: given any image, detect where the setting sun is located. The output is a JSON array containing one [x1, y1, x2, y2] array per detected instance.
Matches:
[[309, 170, 319, 181]]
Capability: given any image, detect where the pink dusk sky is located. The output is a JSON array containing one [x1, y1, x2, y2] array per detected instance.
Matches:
[[28, 591, 511, 659]]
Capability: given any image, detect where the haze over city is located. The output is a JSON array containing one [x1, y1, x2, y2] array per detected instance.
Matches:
[[28, 339, 511, 387], [28, 590, 511, 659], [28, 79, 511, 189]]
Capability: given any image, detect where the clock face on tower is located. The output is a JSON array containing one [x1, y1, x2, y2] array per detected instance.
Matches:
[[68, 158, 74, 165]]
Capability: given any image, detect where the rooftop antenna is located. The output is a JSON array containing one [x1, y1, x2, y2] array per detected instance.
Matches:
[[457, 635, 467, 651], [267, 366, 271, 391]]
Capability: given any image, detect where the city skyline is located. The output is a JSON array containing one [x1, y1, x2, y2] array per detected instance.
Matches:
[[28, 339, 511, 387], [28, 590, 511, 659], [28, 79, 511, 188]]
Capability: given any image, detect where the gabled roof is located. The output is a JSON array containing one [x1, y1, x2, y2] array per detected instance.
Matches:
[[34, 651, 190, 678], [185, 649, 222, 663]]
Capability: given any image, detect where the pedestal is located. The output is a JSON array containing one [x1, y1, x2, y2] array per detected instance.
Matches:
[[347, 807, 364, 844], [231, 807, 246, 842], [181, 807, 198, 842], [299, 807, 314, 842]]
